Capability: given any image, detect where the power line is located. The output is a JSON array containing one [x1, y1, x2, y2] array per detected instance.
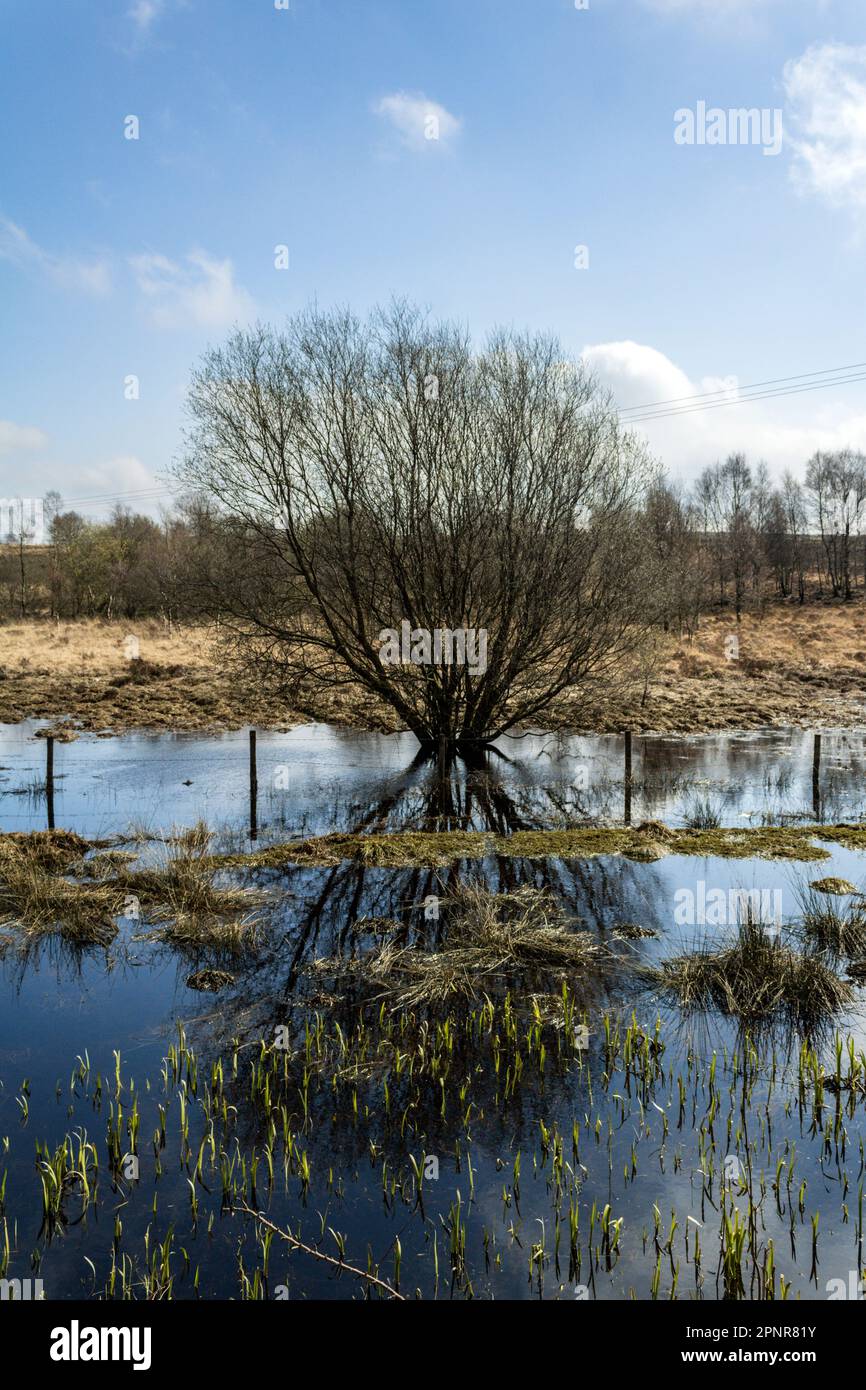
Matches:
[[61, 492, 176, 508], [35, 356, 866, 511], [617, 359, 866, 416], [620, 370, 866, 425]]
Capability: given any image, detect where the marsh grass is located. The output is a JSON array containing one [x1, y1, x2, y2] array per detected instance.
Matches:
[[683, 795, 723, 830], [327, 881, 610, 1008], [186, 968, 235, 992], [0, 833, 121, 944], [225, 822, 853, 870], [796, 880, 866, 958], [654, 916, 851, 1027], [125, 824, 266, 957], [0, 825, 265, 952], [121, 822, 260, 915], [0, 829, 93, 874], [145, 910, 262, 960]]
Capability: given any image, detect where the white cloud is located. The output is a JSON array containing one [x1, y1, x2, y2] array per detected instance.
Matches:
[[0, 456, 166, 517], [582, 339, 866, 481], [0, 217, 111, 296], [0, 421, 48, 458], [639, 0, 772, 11], [583, 341, 697, 411], [77, 456, 160, 495], [784, 43, 866, 212], [641, 0, 779, 10], [374, 92, 461, 151], [129, 0, 164, 32], [129, 250, 256, 330]]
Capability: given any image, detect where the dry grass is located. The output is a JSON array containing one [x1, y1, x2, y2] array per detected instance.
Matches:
[[324, 882, 610, 1008], [797, 881, 866, 958], [1, 603, 865, 735], [571, 604, 866, 734], [654, 917, 852, 1027], [0, 619, 299, 734], [0, 617, 215, 675], [0, 825, 266, 953]]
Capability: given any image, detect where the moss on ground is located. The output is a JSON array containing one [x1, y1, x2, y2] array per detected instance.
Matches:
[[217, 821, 866, 870]]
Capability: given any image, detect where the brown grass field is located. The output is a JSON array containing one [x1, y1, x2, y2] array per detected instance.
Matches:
[[0, 605, 863, 736]]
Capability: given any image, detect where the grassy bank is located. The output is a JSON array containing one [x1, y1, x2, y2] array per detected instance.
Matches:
[[0, 604, 864, 735]]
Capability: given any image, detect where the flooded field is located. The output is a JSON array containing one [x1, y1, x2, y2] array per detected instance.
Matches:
[[2, 722, 866, 1301], [3, 721, 866, 841]]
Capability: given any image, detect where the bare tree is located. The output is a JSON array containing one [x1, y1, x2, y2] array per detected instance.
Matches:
[[174, 302, 656, 752], [781, 472, 809, 604], [642, 478, 707, 636], [763, 472, 809, 603], [695, 454, 761, 621], [805, 449, 866, 600]]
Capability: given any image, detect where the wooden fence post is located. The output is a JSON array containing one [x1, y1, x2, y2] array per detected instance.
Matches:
[[624, 731, 633, 827], [46, 735, 55, 831], [249, 729, 258, 840], [812, 732, 821, 821]]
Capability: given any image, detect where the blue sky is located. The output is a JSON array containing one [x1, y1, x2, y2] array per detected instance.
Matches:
[[2, 0, 866, 516]]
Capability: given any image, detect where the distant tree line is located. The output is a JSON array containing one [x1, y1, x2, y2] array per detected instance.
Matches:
[[1, 448, 865, 629], [0, 496, 216, 622], [643, 448, 866, 633]]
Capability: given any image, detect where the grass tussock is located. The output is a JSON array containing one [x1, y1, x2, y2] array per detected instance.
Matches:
[[186, 968, 235, 992], [0, 829, 94, 874], [809, 876, 859, 895], [683, 795, 723, 830], [797, 882, 866, 958], [654, 917, 851, 1027], [0, 825, 265, 953], [123, 822, 264, 918], [0, 831, 121, 944], [144, 911, 262, 959], [125, 824, 266, 956], [326, 882, 609, 1008]]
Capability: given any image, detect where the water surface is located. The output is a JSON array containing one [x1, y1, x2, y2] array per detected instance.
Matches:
[[2, 721, 866, 1301]]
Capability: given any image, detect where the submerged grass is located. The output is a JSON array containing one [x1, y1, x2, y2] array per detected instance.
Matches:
[[683, 795, 723, 830]]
